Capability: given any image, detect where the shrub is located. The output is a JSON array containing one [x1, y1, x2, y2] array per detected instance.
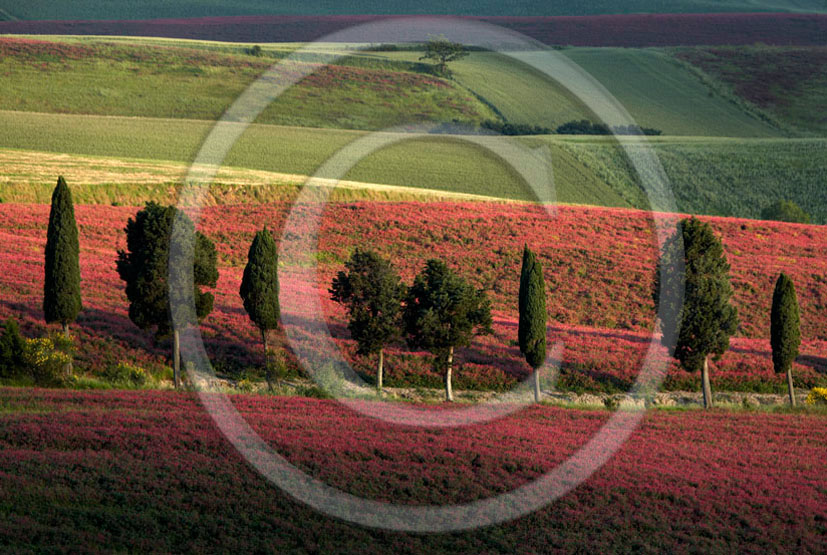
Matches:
[[0, 318, 26, 379], [23, 335, 74, 386], [102, 362, 148, 387], [761, 200, 811, 224], [804, 387, 827, 406]]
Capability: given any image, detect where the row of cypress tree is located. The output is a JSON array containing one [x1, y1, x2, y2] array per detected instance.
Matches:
[[38, 177, 805, 406]]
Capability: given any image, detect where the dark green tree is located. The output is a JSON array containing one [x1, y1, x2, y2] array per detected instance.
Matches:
[[116, 202, 217, 388], [655, 218, 738, 409], [44, 176, 82, 374], [239, 227, 280, 387], [771, 273, 801, 407], [330, 248, 405, 392], [0, 318, 26, 379], [44, 177, 82, 334], [519, 245, 547, 403], [761, 200, 811, 224], [420, 35, 469, 76], [404, 259, 492, 402]]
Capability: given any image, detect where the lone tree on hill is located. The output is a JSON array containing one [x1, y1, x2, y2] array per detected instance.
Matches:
[[330, 248, 405, 392], [420, 35, 468, 76], [240, 227, 280, 388], [116, 202, 217, 388], [771, 273, 801, 407], [404, 259, 492, 402], [519, 245, 547, 403], [655, 218, 738, 409], [44, 176, 82, 373]]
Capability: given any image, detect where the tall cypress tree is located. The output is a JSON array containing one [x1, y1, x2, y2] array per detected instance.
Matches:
[[239, 227, 280, 386], [518, 245, 547, 403], [44, 176, 82, 336], [771, 273, 801, 407], [655, 218, 738, 409], [116, 202, 217, 388]]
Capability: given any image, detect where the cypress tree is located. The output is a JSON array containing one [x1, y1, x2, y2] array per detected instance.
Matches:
[[518, 245, 547, 403], [116, 202, 217, 388], [43, 176, 82, 336], [239, 227, 280, 387], [404, 259, 492, 402], [771, 273, 801, 407], [330, 248, 405, 392], [655, 218, 738, 409]]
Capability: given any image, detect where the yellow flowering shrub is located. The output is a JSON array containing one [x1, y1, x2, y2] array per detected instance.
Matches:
[[804, 387, 827, 406], [23, 335, 73, 386]]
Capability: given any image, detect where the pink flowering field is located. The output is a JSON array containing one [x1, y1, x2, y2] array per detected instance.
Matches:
[[0, 200, 825, 392], [0, 388, 824, 552]]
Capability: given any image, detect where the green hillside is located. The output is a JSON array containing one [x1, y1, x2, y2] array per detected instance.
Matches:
[[1, 0, 825, 20], [3, 110, 825, 221], [0, 37, 497, 131], [367, 48, 786, 137], [676, 45, 827, 135]]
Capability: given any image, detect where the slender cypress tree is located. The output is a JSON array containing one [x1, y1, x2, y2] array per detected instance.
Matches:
[[330, 248, 405, 392], [44, 176, 82, 336], [518, 245, 547, 403], [655, 218, 738, 409], [116, 202, 217, 388], [771, 273, 801, 407], [43, 176, 82, 375], [240, 227, 280, 387]]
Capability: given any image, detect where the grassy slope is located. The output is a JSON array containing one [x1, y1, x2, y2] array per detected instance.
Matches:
[[379, 49, 784, 137], [0, 37, 497, 131], [4, 110, 826, 221], [2, 0, 825, 19], [0, 111, 630, 206], [545, 135, 827, 222], [676, 45, 827, 135]]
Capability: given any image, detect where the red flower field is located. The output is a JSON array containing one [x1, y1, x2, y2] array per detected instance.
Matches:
[[1, 13, 826, 47], [0, 200, 825, 392], [0, 388, 824, 552]]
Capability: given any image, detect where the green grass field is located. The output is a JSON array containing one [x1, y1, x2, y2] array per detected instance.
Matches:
[[0, 37, 497, 131], [3, 110, 826, 221], [2, 0, 825, 19], [378, 48, 785, 137], [1, 36, 817, 137]]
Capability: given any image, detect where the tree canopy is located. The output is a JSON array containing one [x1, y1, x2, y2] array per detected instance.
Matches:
[[420, 35, 469, 76], [240, 226, 280, 336], [116, 202, 217, 339], [43, 176, 82, 331], [518, 245, 547, 370]]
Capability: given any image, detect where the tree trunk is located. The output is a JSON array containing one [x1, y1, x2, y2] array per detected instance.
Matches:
[[61, 322, 73, 375], [445, 346, 454, 402], [786, 367, 796, 407], [377, 349, 383, 392], [262, 329, 272, 391], [701, 355, 713, 409], [173, 329, 180, 390], [533, 366, 541, 403]]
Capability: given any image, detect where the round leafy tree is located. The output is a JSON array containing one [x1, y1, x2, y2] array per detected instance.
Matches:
[[761, 200, 811, 224], [404, 259, 492, 402], [116, 202, 217, 388], [518, 245, 547, 403], [655, 218, 738, 409], [330, 248, 404, 392], [771, 272, 801, 407]]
